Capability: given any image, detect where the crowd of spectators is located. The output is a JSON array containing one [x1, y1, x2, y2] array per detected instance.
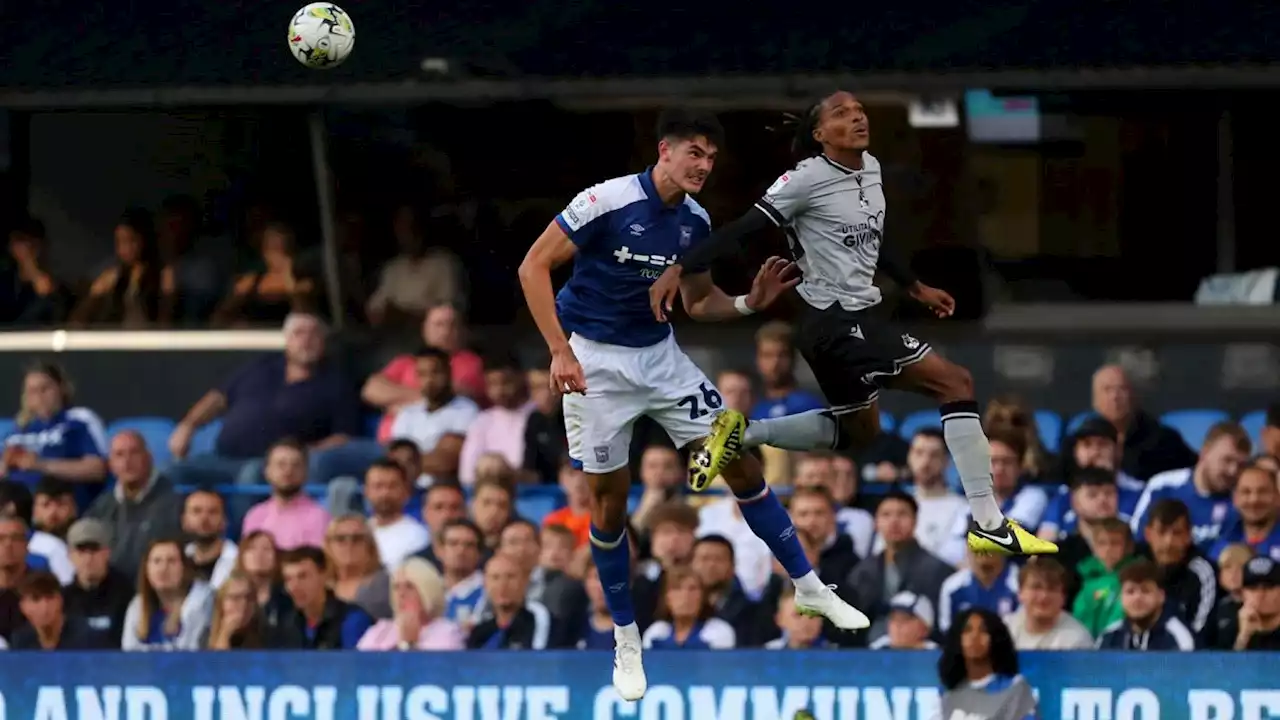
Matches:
[[1, 302, 1279, 657]]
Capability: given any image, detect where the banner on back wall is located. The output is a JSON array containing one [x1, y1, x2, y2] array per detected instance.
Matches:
[[0, 651, 1275, 720]]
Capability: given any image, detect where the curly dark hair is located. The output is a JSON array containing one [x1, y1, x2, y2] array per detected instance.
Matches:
[[790, 92, 845, 160], [937, 607, 1020, 690]]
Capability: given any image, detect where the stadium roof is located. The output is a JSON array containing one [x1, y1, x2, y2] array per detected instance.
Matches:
[[4, 0, 1277, 107]]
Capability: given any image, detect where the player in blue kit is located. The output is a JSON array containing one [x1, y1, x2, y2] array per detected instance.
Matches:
[[518, 109, 869, 701]]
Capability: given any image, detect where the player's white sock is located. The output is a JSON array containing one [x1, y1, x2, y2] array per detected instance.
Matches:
[[743, 410, 838, 450], [793, 570, 825, 594], [941, 401, 1005, 531]]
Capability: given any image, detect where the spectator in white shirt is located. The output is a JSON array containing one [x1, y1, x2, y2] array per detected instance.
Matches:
[[390, 346, 480, 486], [902, 429, 969, 566], [365, 459, 429, 567], [182, 490, 238, 590], [1003, 558, 1094, 650]]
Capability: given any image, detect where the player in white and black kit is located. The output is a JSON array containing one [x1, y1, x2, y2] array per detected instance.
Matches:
[[651, 91, 1057, 557]]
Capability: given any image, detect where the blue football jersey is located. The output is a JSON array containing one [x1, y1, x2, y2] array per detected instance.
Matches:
[[554, 169, 712, 348], [1130, 468, 1233, 551]]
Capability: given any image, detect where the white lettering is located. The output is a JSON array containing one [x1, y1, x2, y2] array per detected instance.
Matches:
[[749, 686, 810, 720], [641, 686, 684, 720], [862, 687, 915, 720], [406, 686, 449, 720], [33, 688, 68, 720], [0, 688, 6, 720], [807, 687, 835, 720], [216, 686, 266, 720], [454, 687, 476, 720], [1063, 688, 1113, 720], [267, 686, 310, 720], [313, 687, 337, 720], [354, 686, 382, 720], [1241, 690, 1280, 720], [1189, 689, 1236, 720], [1115, 689, 1159, 720], [477, 686, 522, 720], [688, 687, 746, 720], [74, 686, 121, 720], [525, 687, 569, 720]]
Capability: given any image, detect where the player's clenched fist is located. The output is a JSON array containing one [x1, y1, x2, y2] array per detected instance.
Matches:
[[649, 266, 683, 322], [550, 347, 587, 394]]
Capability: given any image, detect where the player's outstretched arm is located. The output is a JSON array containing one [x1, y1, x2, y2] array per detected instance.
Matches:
[[517, 221, 586, 392], [678, 256, 799, 322], [648, 207, 773, 321]]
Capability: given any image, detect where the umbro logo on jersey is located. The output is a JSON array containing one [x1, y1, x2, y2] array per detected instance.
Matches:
[[629, 223, 646, 236], [849, 325, 864, 340]]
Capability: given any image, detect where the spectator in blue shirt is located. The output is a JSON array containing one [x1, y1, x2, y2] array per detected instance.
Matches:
[[276, 546, 373, 649], [1210, 464, 1280, 563], [937, 548, 1020, 634], [2, 362, 108, 508], [748, 321, 825, 421], [165, 312, 379, 488]]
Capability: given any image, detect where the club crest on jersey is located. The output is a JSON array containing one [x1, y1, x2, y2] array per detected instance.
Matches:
[[765, 173, 791, 197], [902, 333, 920, 350], [679, 225, 693, 247], [594, 446, 610, 464]]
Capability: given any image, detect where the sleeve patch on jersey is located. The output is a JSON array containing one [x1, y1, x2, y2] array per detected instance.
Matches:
[[765, 173, 791, 197], [562, 190, 598, 231]]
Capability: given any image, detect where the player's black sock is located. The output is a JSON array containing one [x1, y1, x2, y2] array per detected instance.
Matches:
[[742, 409, 839, 450], [940, 400, 1004, 530]]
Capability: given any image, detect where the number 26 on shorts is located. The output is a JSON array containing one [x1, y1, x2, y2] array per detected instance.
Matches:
[[677, 382, 723, 420]]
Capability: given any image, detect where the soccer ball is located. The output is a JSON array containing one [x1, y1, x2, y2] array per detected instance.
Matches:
[[288, 3, 356, 69]]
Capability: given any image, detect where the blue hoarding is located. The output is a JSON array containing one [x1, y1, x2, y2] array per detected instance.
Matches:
[[0, 650, 1275, 720]]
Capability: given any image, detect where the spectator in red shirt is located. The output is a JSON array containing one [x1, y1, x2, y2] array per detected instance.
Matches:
[[363, 303, 487, 443]]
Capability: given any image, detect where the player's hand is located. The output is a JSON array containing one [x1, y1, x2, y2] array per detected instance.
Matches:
[[907, 283, 956, 318], [746, 256, 801, 311], [649, 266, 683, 322], [550, 347, 587, 395]]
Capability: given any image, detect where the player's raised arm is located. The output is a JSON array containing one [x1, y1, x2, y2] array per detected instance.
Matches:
[[678, 256, 799, 322], [518, 219, 585, 392], [648, 207, 773, 321]]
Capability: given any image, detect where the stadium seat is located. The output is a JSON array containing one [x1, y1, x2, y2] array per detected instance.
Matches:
[[189, 420, 223, 456], [879, 411, 896, 434], [897, 409, 941, 441], [1034, 410, 1063, 453], [1065, 412, 1097, 437], [0, 418, 13, 440], [107, 417, 176, 468], [1241, 410, 1268, 450], [517, 494, 562, 525], [1160, 409, 1231, 451]]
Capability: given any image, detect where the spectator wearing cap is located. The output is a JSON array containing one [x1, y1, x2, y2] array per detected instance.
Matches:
[[2, 362, 108, 508], [9, 570, 102, 650], [0, 480, 71, 584], [1210, 463, 1280, 562], [61, 518, 133, 647], [1090, 364, 1198, 480], [870, 591, 939, 649], [1003, 558, 1093, 650], [459, 354, 554, 487], [182, 490, 238, 589], [938, 547, 1020, 635], [1140, 499, 1217, 641], [1231, 556, 1280, 650], [387, 346, 480, 488], [1130, 422, 1250, 553], [846, 491, 953, 640], [1039, 418, 1145, 540], [240, 440, 331, 551], [166, 312, 375, 489], [84, 431, 183, 580], [1096, 559, 1195, 651], [364, 304, 487, 446], [764, 589, 829, 649]]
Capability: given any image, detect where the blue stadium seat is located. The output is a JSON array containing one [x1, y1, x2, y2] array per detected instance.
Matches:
[[1241, 410, 1268, 450], [1160, 409, 1231, 451], [879, 411, 896, 434], [517, 494, 562, 525], [0, 418, 14, 440], [1034, 410, 1063, 453], [190, 420, 223, 456], [362, 412, 381, 438], [1065, 412, 1097, 438], [107, 417, 176, 468], [897, 409, 940, 441]]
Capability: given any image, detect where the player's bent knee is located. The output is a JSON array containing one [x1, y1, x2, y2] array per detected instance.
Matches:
[[937, 363, 975, 403], [835, 410, 880, 453]]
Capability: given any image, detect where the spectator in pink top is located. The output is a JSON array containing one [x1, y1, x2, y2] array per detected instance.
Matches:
[[241, 440, 331, 551], [459, 354, 561, 486], [356, 556, 465, 650], [363, 303, 487, 444]]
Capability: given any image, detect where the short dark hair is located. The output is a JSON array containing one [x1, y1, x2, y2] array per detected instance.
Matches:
[[694, 533, 735, 560], [646, 500, 700, 533], [1147, 498, 1191, 529], [483, 352, 522, 374], [424, 480, 464, 503], [279, 545, 327, 571], [912, 427, 945, 445], [33, 476, 73, 499], [441, 518, 483, 547], [388, 438, 420, 456], [1095, 516, 1132, 542], [367, 457, 408, 484], [877, 488, 919, 516], [267, 437, 308, 462], [1119, 558, 1162, 588], [17, 570, 62, 600], [656, 108, 724, 148], [183, 488, 225, 512], [0, 481, 34, 526], [790, 484, 836, 507], [501, 518, 539, 541], [1069, 466, 1117, 491], [414, 345, 452, 366]]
